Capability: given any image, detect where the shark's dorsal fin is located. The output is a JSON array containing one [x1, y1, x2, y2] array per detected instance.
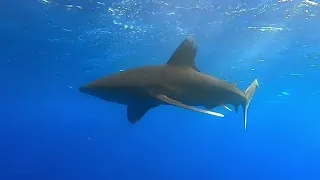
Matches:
[[167, 36, 200, 72]]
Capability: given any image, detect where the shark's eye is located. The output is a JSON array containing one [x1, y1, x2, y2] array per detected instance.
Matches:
[[146, 89, 153, 95]]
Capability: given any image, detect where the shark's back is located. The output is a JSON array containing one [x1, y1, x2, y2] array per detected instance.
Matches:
[[86, 65, 170, 88]]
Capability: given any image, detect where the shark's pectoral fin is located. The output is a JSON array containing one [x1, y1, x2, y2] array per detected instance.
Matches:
[[154, 94, 224, 118], [166, 36, 200, 72], [205, 104, 232, 112], [127, 102, 159, 124]]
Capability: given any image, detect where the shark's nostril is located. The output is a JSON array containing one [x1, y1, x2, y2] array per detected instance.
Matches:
[[79, 86, 86, 92]]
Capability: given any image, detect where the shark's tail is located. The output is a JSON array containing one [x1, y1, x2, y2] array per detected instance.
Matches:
[[242, 79, 259, 130]]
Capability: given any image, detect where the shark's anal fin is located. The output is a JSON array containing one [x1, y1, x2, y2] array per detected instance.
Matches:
[[155, 94, 224, 118], [233, 104, 239, 113], [127, 102, 159, 124], [205, 104, 232, 112], [166, 36, 200, 72]]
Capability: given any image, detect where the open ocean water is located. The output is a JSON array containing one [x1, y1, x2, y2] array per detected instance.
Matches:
[[1, 0, 320, 180]]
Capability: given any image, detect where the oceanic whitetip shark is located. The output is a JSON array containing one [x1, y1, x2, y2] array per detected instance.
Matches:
[[79, 36, 259, 129]]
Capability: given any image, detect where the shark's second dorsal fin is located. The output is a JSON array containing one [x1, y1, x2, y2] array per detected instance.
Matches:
[[167, 36, 200, 72]]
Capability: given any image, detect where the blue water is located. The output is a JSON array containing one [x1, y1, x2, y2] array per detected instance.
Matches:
[[1, 0, 320, 179]]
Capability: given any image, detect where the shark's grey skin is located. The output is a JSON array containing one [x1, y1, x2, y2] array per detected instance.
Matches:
[[79, 36, 259, 129]]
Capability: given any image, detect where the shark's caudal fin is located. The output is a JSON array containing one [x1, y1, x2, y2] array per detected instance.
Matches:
[[242, 79, 259, 130]]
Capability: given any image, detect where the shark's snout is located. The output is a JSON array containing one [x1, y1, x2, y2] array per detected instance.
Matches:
[[79, 86, 86, 92], [79, 85, 94, 95], [78, 85, 107, 99]]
